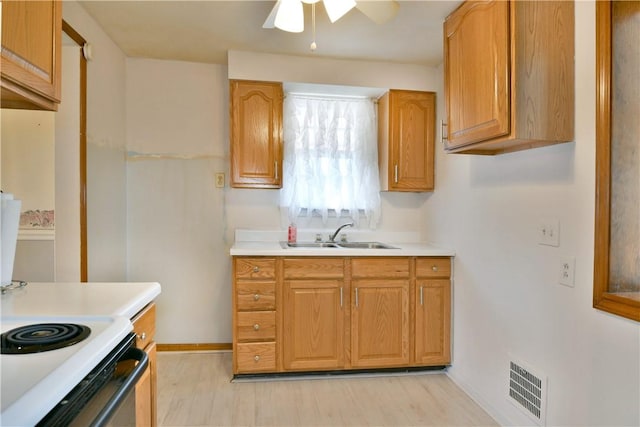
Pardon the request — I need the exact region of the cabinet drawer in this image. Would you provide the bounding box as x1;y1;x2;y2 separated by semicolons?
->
283;258;344;279
236;281;276;311
237;311;276;341
236;342;276;373
351;258;409;278
132;303;156;349
235;258;276;279
416;258;451;278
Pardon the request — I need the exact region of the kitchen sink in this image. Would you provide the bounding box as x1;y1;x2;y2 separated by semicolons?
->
280;241;398;249
283;242;341;248
336;242;398;249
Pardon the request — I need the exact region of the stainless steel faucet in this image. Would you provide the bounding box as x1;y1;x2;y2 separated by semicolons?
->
329;222;354;242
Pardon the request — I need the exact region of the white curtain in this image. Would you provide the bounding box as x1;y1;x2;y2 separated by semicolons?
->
280;94;381;227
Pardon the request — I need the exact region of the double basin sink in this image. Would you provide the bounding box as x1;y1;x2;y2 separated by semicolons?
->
280;241;398;250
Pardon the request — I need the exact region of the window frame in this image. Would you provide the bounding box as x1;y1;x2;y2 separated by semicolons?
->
593;0;640;322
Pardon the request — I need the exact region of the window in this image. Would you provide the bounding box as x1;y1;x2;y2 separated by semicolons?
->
280;94;381;227
593;0;640;322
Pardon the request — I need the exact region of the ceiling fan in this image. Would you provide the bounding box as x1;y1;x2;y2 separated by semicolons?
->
263;0;400;33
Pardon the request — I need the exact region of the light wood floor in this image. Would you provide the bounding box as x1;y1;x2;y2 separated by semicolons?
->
157;351;498;427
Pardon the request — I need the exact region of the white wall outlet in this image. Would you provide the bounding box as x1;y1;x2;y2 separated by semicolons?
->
538;219;560;247
215;172;225;188
558;256;575;287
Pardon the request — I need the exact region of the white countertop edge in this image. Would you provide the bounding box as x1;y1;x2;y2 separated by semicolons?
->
101;282;161;318
230;242;455;257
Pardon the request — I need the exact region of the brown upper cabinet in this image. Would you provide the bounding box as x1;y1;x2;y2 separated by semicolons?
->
230;80;283;189
443;0;574;155
378;90;435;191
1;0;62;111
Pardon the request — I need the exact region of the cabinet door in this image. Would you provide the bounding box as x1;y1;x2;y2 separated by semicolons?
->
135;340;156;427
283;279;345;370
444;0;510;149
389;90;435;191
132;304;156;426
1;0;62;110
351;279;410;367
230;80;283;188
415;279;451;365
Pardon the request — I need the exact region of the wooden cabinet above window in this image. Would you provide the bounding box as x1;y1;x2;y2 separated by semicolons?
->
230;80;283;189
443;0;574;155
1;0;62;111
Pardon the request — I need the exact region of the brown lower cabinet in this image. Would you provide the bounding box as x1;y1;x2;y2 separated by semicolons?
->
232;256;452;375
131;303;157;426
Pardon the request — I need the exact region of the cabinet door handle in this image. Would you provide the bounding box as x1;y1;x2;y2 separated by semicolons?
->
441;120;448;144
420;286;424;306
275;161;278;181
138;332;146;341
394;164;399;183
355;288;359;308
340;287;343;308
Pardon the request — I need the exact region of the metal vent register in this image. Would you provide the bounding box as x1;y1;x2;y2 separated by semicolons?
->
508;360;547;425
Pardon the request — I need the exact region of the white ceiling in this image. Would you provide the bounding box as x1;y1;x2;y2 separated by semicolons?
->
78;1;462;67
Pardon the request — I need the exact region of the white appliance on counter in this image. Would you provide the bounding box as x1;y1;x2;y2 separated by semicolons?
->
1;192;22;286
0;314;138;426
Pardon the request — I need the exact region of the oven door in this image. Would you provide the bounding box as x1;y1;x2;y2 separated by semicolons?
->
37;332;148;427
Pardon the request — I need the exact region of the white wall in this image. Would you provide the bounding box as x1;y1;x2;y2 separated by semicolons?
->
0;110;55;212
54;46;81;281
63;1;128;281
125;58;230;343
126;53;439;344
425;2;639;426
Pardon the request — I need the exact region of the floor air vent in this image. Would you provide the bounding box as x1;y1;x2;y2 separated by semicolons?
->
508;359;547;425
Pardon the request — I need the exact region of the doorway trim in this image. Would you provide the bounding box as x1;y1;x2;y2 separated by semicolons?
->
61;21;88;282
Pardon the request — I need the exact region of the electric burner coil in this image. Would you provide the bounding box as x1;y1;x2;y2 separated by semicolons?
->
1;323;91;354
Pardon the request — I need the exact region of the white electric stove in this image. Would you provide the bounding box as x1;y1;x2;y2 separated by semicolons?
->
0;315;132;426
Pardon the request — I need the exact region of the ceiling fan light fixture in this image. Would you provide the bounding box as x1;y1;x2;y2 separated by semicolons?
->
323;0;356;23
275;0;304;33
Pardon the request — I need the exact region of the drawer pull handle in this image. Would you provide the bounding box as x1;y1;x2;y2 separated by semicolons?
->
254;294;260;301
420;286;424;306
253;266;259;273
253;324;260;331
432;265;438;272
138;332;146;341
254;355;260;362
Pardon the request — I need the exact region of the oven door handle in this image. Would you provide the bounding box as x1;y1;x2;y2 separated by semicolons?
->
90;347;149;427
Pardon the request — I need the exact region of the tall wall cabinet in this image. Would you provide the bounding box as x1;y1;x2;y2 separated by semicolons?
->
443;0;574;154
1;0;62;111
378;90;435;191
229;80;283;189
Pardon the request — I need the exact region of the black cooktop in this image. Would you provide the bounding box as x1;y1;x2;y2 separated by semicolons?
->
1;323;91;354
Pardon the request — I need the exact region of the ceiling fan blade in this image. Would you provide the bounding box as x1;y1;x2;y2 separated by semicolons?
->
355;0;399;24
323;0;357;23
263;1;280;29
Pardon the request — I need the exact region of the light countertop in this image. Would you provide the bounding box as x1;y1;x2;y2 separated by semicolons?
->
1;281;161;318
230;229;455;257
231;241;455;257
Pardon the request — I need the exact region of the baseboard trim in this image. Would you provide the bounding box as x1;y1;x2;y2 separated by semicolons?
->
157;343;232;352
